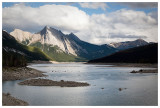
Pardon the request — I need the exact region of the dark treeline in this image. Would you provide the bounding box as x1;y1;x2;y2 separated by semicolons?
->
3;49;27;67
89;43;158;63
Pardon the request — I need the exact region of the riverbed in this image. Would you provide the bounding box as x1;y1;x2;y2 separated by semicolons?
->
2;63;158;106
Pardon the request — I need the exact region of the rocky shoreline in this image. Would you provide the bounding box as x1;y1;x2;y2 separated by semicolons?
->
113;63;158;68
2;67;47;81
18;78;90;87
130;69;158;73
3;93;28;106
2;67;47;106
87;63;158;68
2;66;90;105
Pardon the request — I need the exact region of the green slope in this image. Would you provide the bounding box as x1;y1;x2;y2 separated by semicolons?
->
2;31;52;67
30;42;86;62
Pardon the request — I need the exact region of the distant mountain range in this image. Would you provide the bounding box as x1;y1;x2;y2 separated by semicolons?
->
3;26;156;64
10;26;116;61
88;43;158;63
109;39;150;50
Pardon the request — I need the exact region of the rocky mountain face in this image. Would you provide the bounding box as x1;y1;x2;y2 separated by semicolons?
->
10;26;116;60
2;30;51;67
109;39;149;50
6;26;156;62
10;29;33;42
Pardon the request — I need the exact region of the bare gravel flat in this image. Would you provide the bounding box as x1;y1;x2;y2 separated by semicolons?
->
3;67;47;81
18;78;90;87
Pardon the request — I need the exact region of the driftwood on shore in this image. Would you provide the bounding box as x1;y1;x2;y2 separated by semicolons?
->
18;78;90;87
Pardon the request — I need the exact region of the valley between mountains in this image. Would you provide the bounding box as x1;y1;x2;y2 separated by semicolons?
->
3;26;156;67
2;26;158;106
2;2;158;106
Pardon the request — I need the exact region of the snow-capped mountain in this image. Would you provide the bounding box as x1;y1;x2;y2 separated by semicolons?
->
109;39;149;50
10;26;116;60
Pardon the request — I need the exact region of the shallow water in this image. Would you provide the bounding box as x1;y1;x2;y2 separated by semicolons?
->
2;63;158;106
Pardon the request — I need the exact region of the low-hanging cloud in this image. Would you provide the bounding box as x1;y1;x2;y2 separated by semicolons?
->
3;3;158;44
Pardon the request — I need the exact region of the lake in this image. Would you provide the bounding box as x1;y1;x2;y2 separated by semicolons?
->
2;63;158;106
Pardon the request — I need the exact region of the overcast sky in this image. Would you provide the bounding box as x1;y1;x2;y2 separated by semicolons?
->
2;2;158;44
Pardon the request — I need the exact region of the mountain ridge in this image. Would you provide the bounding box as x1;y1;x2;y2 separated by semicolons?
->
88;43;158;63
2;30;52;67
10;26;117;60
108;39;149;50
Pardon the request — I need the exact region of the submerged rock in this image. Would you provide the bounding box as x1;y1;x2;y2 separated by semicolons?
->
118;88;127;91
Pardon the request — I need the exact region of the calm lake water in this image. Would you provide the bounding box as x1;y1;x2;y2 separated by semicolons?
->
3;63;158;106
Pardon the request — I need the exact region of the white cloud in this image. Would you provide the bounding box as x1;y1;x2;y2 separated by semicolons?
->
76;9;158;44
79;2;108;10
3;3;90;33
3;4;158;44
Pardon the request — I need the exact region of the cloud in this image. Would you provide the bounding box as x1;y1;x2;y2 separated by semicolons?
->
119;2;158;9
79;2;108;10
76;9;157;44
148;11;158;21
109;34;147;39
3;3;90;33
94;34;146;39
3;3;158;44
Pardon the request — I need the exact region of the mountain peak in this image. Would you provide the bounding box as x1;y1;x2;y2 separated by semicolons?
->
40;26;51;35
10;29;32;42
69;32;74;35
108;39;149;50
67;32;80;41
43;25;51;31
44;25;50;29
136;38;145;41
137;38;143;40
12;28;23;32
135;39;148;43
134;38;148;43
